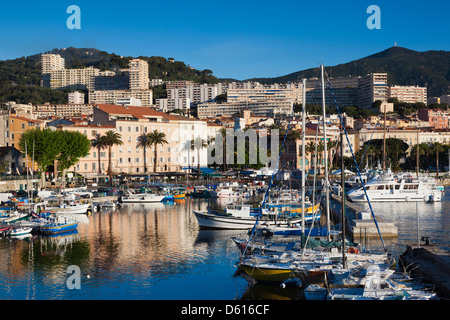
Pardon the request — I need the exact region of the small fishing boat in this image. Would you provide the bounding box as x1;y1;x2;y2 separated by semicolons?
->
9;227;33;236
40;216;79;235
162;187;186;201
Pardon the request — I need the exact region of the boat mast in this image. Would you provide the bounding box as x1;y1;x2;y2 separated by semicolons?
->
301;78;306;233
340;130;347;268
383;105;387;173
416;129;420;178
321;64;330;240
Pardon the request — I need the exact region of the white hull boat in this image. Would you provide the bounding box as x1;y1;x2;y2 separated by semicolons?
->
347;173;444;203
45;203;91;214
9;227;33;236
121;193;165;203
193;205;297;230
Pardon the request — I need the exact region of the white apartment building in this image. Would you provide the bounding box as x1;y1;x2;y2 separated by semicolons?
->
41;54;65;74
129;59;149;90
388;85;427;104
357;73;388;108
227;86;303;104
46;67;100;90
88;89;153;107
167;83;222;105
197;100;293;119
150;79;164;87
156;98;191;112
68;91;85;104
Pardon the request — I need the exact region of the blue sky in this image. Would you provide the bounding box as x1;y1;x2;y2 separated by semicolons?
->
0;0;448;80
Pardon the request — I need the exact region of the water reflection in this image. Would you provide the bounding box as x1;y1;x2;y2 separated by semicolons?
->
0;188;447;299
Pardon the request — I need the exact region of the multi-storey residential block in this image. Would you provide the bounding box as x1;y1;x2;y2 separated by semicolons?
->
167;83;222;105
356;73;388;108
150;79;164;87
33;103;95;117
165;80;195;89
227;86;302;104
388;85;427;104
88;74;129;91
68;91;85;104
88;90;153;107
418;109;449;129
197;100;293;119
46;66;101;90
156;98;191;112
41;54;65;74
129;59;149;90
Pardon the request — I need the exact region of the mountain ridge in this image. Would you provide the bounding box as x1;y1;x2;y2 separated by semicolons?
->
244;46;450;97
0;46;449;105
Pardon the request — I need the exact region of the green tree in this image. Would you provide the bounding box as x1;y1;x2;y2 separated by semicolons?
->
19;128;61;184
148;130;168;173
19;129;90;184
56;130;91;176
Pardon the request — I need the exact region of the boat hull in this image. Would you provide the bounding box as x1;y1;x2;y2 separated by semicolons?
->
193;210;258;230
121;195;165;203
46;204;90;214
41;221;79;235
10;227;33;236
240;264;296;283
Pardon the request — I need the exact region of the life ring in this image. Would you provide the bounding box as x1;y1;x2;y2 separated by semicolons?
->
347;247;359;254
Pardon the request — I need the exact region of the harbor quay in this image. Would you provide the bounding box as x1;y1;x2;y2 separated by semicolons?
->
327;193;399;241
400;246;450;299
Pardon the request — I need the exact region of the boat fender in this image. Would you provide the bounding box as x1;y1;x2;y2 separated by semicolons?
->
347;247;359;254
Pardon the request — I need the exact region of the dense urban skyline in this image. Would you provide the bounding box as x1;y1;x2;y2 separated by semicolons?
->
0;1;449;80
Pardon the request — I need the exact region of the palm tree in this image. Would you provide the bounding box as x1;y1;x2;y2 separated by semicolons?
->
306;141;315;171
137;133;152;173
219;127;227;171
102;130;123;183
91;134;106;175
317;140;325;172
431;142;446;176
148;130;168;173
191;137;208;173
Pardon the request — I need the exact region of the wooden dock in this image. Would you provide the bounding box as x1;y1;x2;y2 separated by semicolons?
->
327;194;398;241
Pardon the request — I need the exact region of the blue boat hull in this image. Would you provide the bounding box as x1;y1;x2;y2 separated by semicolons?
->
40;222;79;235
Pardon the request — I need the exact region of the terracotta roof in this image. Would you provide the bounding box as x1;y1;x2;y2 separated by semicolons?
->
95;104;195;122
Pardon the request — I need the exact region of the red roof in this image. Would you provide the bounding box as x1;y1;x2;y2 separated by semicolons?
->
95;104;196;122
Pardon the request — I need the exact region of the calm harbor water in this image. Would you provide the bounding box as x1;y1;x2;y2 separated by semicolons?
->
0;187;448;300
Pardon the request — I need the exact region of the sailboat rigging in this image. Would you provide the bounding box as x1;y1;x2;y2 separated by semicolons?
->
325;73;387;252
